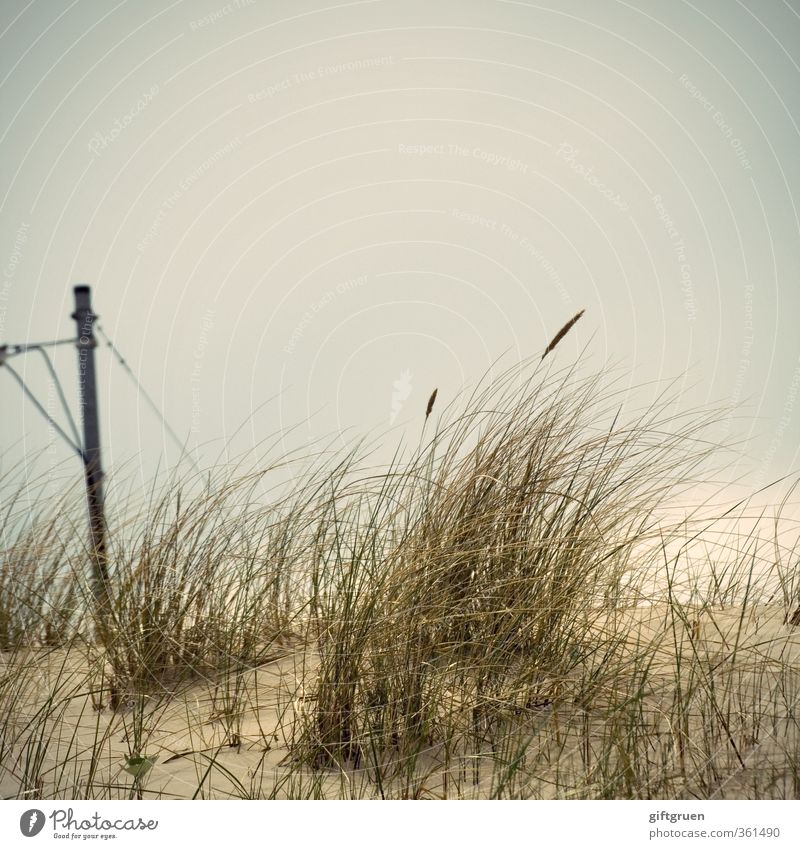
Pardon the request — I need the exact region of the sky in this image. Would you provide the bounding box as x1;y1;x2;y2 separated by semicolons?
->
1;0;799;517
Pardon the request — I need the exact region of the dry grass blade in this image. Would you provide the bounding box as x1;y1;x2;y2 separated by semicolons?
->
541;309;585;360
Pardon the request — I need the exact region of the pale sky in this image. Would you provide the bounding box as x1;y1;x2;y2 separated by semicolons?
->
1;0;799;514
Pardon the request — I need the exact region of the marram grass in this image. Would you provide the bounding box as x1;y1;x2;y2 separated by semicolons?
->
1;357;799;799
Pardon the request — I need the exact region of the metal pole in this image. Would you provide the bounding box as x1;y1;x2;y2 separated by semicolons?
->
71;286;109;604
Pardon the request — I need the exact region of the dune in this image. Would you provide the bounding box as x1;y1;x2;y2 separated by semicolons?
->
2;601;799;800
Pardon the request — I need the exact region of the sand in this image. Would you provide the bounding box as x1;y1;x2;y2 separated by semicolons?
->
2;603;800;800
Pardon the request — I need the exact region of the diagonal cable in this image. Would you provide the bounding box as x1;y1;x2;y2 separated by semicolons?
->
95;324;201;474
29;345;82;448
2;338;78;355
2;361;83;457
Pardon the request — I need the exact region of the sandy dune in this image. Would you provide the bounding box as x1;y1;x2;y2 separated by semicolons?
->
2;602;799;800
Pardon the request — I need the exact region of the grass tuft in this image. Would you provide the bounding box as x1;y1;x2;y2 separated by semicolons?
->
1;356;799;798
